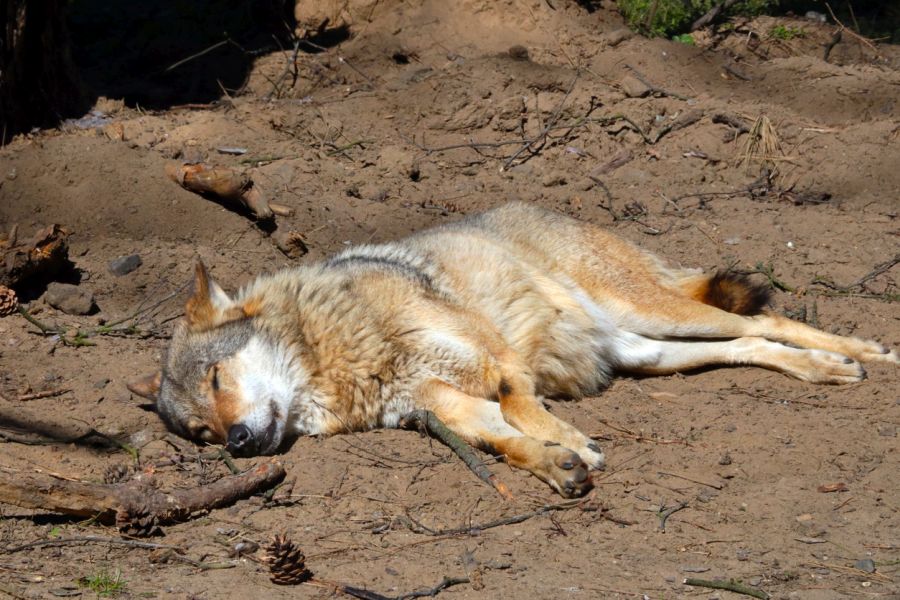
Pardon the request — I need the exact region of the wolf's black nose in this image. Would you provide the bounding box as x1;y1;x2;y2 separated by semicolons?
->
226;424;258;456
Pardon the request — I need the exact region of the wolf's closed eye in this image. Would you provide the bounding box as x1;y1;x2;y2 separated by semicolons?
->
209;364;220;391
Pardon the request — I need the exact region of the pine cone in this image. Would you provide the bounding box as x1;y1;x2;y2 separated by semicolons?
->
103;463;132;484
0;286;17;317
264;534;310;585
115;506;162;537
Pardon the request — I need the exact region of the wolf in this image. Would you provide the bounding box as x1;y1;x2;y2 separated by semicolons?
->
130;202;897;497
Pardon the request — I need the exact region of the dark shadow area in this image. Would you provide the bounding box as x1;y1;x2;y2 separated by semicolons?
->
13;265;84;304
2;513;87;526
298;24;353;52
67;0;296;109
778;0;900;42
0;410;127;453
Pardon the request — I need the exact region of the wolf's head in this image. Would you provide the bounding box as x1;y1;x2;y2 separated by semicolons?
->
130;263;299;456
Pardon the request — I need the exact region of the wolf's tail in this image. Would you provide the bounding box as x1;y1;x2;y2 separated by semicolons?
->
681;271;771;316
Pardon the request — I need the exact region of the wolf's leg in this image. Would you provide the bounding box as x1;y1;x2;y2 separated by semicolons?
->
611;332;866;384
609;295;897;366
492;361;605;469
418;380;593;497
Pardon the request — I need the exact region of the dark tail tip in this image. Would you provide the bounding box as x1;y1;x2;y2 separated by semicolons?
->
701;271;771;315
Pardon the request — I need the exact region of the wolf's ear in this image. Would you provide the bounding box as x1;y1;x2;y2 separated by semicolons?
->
185;262;239;330
127;371;161;401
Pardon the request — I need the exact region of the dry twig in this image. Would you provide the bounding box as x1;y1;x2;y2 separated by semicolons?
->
502;72;580;171
657;500;689;532
623;64;690;101
684;577;769;599
402;409;512;500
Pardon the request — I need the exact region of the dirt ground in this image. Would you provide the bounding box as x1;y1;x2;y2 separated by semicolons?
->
1;2;899;598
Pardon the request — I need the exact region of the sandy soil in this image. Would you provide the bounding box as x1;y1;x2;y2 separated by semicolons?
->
1;2;898;599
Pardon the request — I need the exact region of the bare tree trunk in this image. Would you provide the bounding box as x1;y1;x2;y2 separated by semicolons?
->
0;0;86;142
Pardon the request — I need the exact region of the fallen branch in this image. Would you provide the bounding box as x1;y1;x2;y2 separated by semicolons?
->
17;280;186;346
658;501;689;532
824;2;882;59
811;253;899;293
712;113;751;141
651;109;703;144
166;162;275;220
823;29;842;62
396;498;629;536
502;72;580;171
17;388;71;401
401;409;513;500
684;577;769;599
623;64;690;101
341;576;470;600
0;460;285;536
691;0;740;31
2;535;183;555
591;419;690;446
658;471;723;490
590;150;633;177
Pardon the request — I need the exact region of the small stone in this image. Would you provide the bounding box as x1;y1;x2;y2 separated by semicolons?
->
108;254;142;276
232;540;259;557
718;452;733;465
854;558;876;573
878;424;896;437
94;378;110;390
748;577;761;586
603;28;633;47
736;548;751;561
621;75;651;98
45;283;95;315
508;45;529;60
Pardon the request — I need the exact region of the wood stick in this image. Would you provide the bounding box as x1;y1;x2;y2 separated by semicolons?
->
658;501;689;532
658;471;723;490
684;577;769;599
1;535;183;555
691;0;740;31
623;64;689;101
0;460;285;535
402;498;595;536
166;163;274;220
402;409;513;500
340;576;470;600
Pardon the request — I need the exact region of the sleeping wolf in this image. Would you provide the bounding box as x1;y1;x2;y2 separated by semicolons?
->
130;202;898;497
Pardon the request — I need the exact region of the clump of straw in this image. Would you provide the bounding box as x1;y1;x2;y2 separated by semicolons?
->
739;115;783;173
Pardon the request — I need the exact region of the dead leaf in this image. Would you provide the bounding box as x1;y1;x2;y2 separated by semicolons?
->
817;482;848;493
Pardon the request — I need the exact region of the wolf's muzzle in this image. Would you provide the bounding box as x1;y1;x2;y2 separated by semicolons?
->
226;423;258;456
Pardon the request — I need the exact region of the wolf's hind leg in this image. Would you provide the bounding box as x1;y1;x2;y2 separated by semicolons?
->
612;332;866;384
609;290;897;366
418;380;593;498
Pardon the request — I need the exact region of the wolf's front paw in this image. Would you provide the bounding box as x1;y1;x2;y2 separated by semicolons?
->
541;446;594;498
